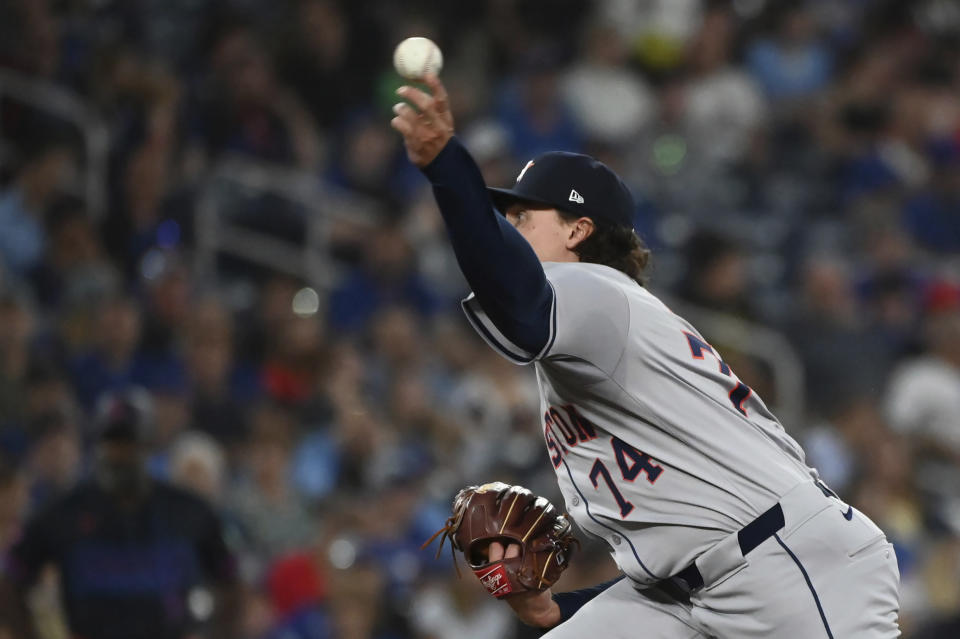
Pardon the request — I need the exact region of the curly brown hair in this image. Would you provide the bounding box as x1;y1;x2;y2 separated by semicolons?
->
557;210;651;285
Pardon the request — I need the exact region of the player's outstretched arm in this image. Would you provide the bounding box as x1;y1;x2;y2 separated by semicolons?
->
391;75;553;356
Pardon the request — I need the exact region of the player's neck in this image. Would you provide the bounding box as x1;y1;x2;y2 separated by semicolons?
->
539;250;580;264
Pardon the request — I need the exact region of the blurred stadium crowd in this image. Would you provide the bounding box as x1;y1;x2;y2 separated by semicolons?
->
1;0;960;637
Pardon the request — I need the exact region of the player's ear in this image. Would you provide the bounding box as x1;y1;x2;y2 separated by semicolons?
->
565;217;595;250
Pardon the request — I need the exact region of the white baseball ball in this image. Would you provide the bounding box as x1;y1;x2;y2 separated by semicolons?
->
393;37;443;80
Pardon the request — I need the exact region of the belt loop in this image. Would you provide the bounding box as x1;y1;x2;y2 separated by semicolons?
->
737;503;784;556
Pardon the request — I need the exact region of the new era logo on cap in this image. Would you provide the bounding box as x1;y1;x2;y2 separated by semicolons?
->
568;189;584;204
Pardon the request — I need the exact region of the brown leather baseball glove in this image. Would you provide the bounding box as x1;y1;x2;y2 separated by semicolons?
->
423;482;578;598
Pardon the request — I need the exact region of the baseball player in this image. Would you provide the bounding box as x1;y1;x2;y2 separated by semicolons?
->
391;75;901;637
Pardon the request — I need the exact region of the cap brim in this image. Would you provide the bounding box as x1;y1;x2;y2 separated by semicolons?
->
486;187;558;215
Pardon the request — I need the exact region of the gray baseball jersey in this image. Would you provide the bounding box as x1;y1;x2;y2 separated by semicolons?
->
462;261;818;584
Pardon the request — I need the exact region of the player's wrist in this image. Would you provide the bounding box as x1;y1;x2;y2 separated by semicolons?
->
418;134;458;175
506;589;562;628
530;598;563;628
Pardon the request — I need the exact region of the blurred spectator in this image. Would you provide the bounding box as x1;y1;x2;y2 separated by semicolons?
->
169;430;228;504
263;552;332;639
849;430;926;606
328;226;440;333
22;411;82;511
94;50;186;269
434;319;518;472
821;65;903;200
230;404;316;559
886;283;960;478
0;138;75;277
169;429;265;588
111;0;219;71
0;455;30;639
190;23;321;169
0;0;59;78
470;347;542;473
914;612;960;639
403;185;468;302
411;574;515;639
909;537;960;637
351;454;449;601
186;297;255;445
365;306;451;410
277;0;384;130
678;230;757;320
2;363;80;466
1;392;240;639
785;257;893;414
293;405;388;498
240;274;303;364
0;456;28;554
0;294;38;443
804;397;890;496
682;4;768;166
139;253;192;356
326;114;417;204
121;140;177;267
454;120;513;190
852;220;925;358
597;0;703;72
261;314;326;406
387;373;460;465
33;197;120;310
746;5;834;102
495;47;584;160
239;586;278;639
561;24;656;145
148;382;192;470
326;562;407;639
902;141;960;253
68;294;148;410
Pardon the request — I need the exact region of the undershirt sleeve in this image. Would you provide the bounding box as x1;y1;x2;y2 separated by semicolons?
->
421;137;554;359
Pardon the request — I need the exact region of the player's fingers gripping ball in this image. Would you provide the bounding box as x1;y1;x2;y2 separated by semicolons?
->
423;482;579;598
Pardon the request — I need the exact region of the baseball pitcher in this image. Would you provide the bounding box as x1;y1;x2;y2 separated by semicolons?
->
391;74;900;638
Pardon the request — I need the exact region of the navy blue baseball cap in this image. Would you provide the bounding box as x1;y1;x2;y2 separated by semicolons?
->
488;152;636;230
95;388;153;443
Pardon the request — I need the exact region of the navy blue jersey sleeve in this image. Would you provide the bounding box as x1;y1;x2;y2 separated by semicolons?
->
421;137;553;357
552;576;625;624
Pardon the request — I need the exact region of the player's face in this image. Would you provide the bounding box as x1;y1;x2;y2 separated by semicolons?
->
94;440;149;499
504;203;584;263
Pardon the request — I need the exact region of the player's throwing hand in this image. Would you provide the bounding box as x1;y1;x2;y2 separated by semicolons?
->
390;73;454;168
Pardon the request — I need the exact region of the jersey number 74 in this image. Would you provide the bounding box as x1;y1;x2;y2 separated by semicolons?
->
589;436;663;518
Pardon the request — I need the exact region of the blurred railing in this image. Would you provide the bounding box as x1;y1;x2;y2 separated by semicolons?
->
194;157;380;292
0;69;109;218
670;300;806;431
